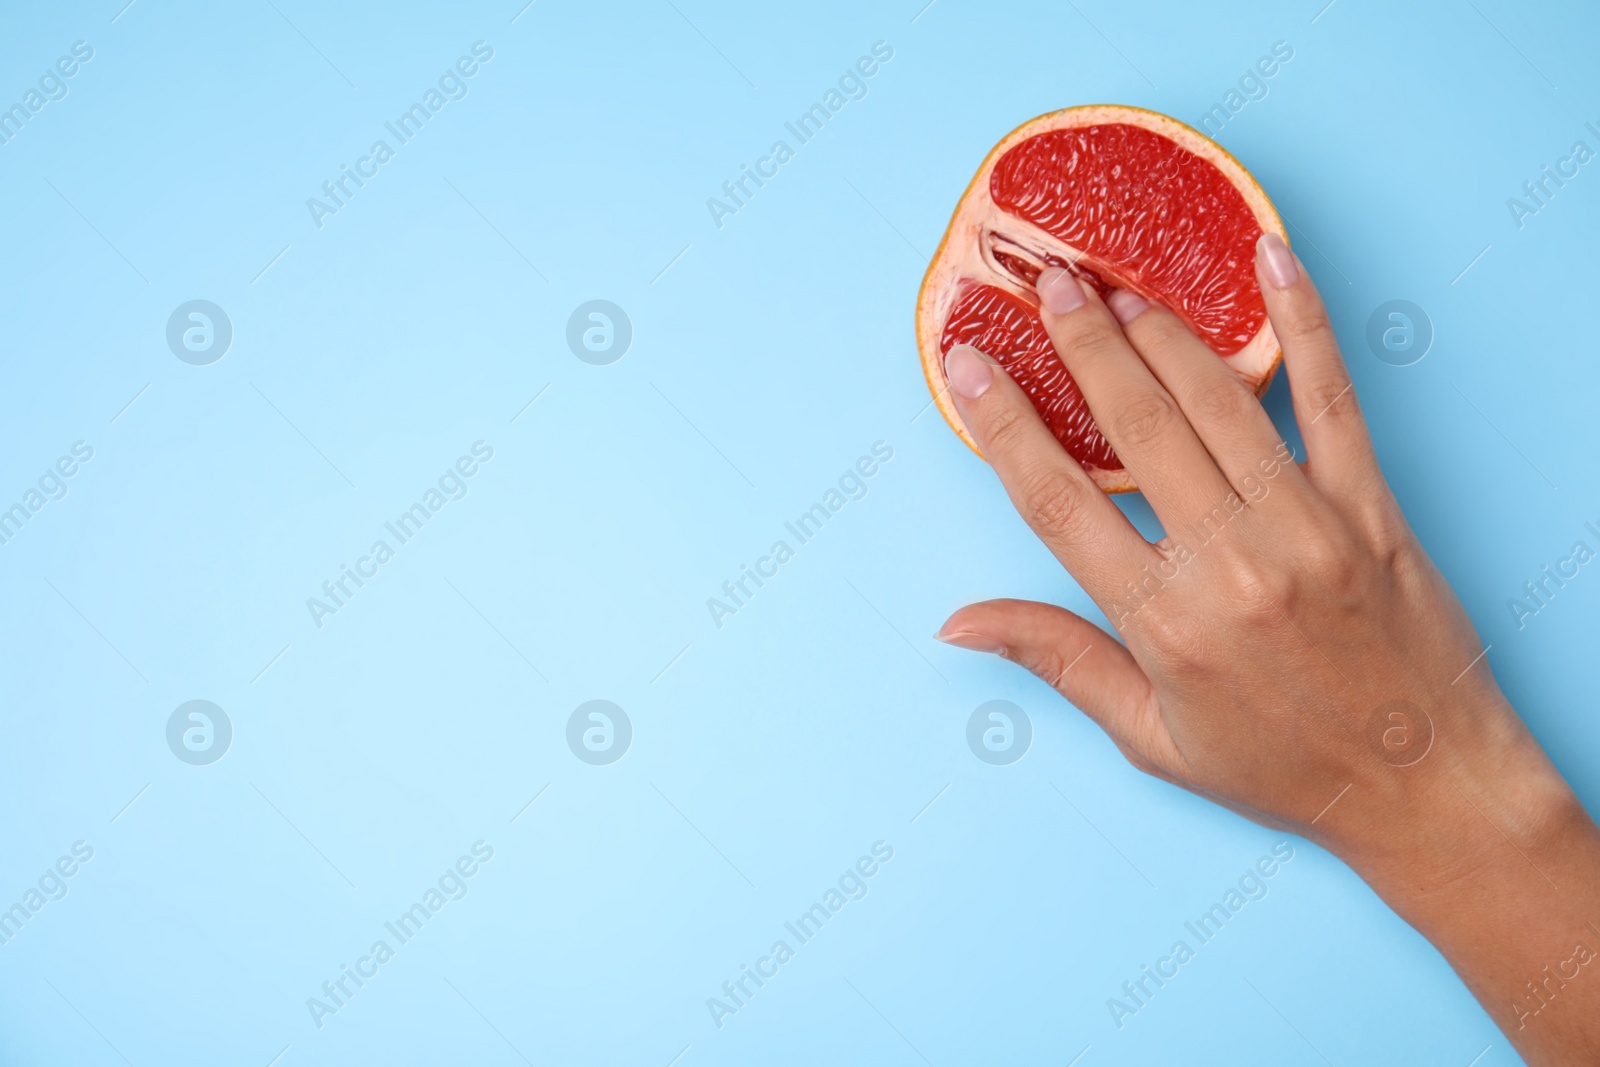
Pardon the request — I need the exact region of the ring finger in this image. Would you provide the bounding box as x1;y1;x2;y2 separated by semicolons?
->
1103;289;1309;506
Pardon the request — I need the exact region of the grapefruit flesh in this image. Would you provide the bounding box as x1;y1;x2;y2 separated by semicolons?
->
916;105;1286;493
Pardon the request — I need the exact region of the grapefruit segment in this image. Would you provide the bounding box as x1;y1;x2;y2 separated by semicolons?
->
916;105;1286;493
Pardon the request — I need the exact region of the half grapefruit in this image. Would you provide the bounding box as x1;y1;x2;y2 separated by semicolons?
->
916;105;1286;493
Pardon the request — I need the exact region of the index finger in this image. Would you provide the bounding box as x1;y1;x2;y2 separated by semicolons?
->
942;343;1159;600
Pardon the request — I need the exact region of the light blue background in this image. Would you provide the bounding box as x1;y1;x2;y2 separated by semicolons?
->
2;1;1596;1064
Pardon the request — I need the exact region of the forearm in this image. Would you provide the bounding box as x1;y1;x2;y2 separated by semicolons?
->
1326;716;1600;1065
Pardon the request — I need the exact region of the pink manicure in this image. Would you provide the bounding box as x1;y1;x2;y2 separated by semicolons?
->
944;344;994;400
1107;290;1149;325
934;628;1007;654
1037;268;1087;314
1257;233;1298;290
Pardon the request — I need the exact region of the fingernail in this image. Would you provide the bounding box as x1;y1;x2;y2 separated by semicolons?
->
934;629;1007;655
1257;233;1298;290
1037;267;1087;314
1106;289;1148;325
943;344;993;400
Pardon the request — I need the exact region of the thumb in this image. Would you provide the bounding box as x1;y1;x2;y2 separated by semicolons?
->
937;598;1159;752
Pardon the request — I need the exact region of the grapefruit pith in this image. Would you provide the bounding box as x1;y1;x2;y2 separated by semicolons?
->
916;105;1286;493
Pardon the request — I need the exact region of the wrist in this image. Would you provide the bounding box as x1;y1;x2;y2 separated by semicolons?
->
1320;696;1581;910
1320;710;1600;1059
1356;765;1583;920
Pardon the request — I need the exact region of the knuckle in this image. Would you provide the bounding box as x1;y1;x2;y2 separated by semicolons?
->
981;401;1034;456
1024;644;1077;692
1015;466;1092;541
1231;530;1357;610
1357;498;1410;557
1137;608;1208;665
1302;377;1358;422
1111;392;1179;449
1148;312;1215;362
1285;309;1340;353
1231;560;1290;613
1211;551;1300;621
1067;326;1131;369
1189;377;1253;426
1301;528;1362;596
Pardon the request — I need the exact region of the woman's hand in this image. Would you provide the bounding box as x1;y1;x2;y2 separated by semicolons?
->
935;234;1600;1065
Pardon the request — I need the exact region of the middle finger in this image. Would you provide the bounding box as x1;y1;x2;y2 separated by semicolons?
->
1104;289;1309;507
1036;268;1234;521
